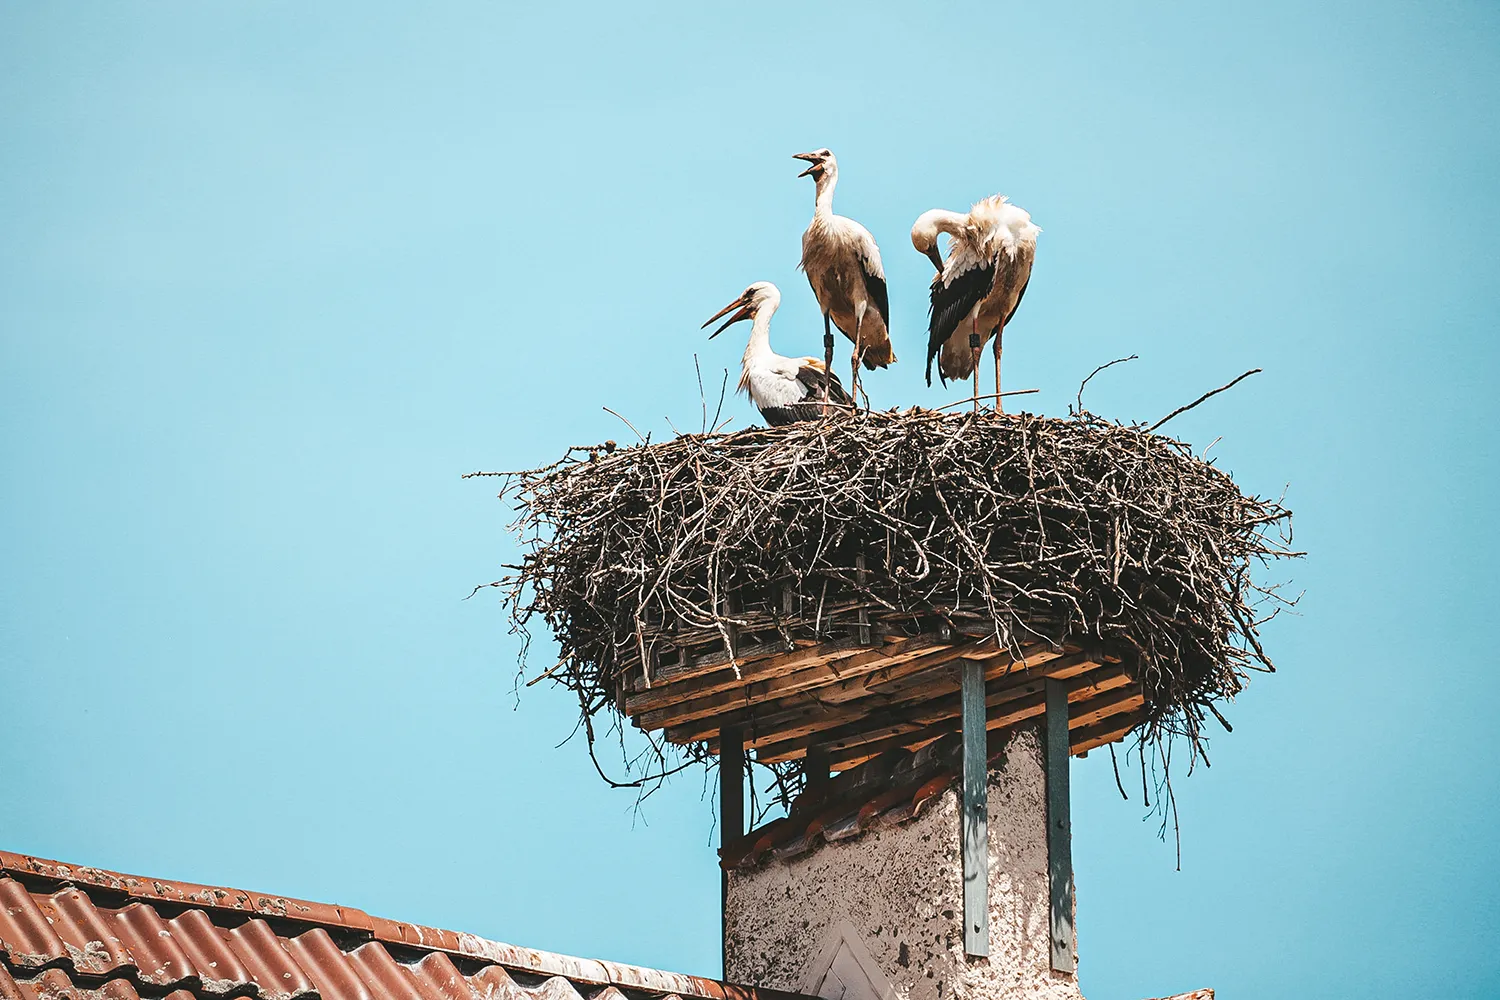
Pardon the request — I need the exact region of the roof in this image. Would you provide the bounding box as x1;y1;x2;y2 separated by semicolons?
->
0;850;810;1000
723;733;963;870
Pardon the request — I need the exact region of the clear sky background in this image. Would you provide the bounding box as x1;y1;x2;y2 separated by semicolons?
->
2;3;1497;997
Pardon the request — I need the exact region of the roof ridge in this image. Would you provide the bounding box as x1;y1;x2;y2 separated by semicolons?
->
0;850;797;1000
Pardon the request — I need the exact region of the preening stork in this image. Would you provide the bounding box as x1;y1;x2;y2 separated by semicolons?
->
794;148;894;410
703;281;852;426
911;195;1040;411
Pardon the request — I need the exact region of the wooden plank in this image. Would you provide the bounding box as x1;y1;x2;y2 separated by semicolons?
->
773;667;1137;768
673;645;1007;748
1069;709;1147;754
960;660;990;958
1069;687;1144;729
631;634;959;731
749;667;1033;763
752;659;1122;764
629;633;884;710
1045;679;1076;974
815;642;997;705
672;696;852;748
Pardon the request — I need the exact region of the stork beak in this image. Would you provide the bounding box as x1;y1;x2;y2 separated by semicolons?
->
702;295;753;339
924;246;945;272
793;151;822;178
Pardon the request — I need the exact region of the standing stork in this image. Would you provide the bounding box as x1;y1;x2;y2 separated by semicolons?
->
911;195;1040;411
703;282;852;426
793;148;894;410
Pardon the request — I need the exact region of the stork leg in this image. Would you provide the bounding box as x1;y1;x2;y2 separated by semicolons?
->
858;308;870;410
822;312;835;414
970;316;981;414
993;319;1005;414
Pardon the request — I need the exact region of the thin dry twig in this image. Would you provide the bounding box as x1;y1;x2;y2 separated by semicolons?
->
1148;369;1262;433
932;388;1040;413
1076;355;1138;414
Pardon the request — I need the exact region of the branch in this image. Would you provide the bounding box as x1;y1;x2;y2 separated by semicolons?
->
1147;369;1262;433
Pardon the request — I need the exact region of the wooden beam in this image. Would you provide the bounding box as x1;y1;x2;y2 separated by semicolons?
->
1069;687;1145;729
960;660;989;958
1045;680;1076;973
1069;709;1147;754
780;673;1140;769
672;644;1015;748
752;661;1125;765
631;634;960;730
631;633;886;709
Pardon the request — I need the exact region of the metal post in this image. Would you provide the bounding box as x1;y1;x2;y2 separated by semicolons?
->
720;725;744;980
806;746;830;800
959;660;989;958
1044;679;1076;973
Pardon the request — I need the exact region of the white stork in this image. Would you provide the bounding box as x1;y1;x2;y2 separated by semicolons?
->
911;195;1040;411
793;148;894;410
703;282;852;426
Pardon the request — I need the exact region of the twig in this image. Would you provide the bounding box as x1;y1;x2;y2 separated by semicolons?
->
602;405;646;443
1076;355;1138;414
526;659;569;687
1148;369;1262;433
932;388;1039;413
695;354;707;434
711;369;729;434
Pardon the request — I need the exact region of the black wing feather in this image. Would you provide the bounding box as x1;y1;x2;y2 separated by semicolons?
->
1004;274;1030;328
862;267;890;334
926;264;995;386
760;364;853;425
796;364;853;406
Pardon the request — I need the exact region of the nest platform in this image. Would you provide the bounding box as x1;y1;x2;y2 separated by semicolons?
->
483;408;1293;788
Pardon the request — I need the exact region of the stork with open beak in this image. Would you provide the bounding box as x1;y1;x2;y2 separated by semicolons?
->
794;148;894;411
911;195;1040;412
703;281;852;426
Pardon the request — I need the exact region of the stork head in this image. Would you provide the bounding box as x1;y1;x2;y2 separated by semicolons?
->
911;209;960;272
703;282;781;338
793;148;836;182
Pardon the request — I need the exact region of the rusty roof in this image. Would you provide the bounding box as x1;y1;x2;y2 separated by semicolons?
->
0;850;810;1000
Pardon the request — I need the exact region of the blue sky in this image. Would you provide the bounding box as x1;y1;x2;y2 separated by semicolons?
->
2;3;1497;997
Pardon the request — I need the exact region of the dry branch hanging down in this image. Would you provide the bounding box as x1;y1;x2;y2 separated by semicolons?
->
472;408;1296;803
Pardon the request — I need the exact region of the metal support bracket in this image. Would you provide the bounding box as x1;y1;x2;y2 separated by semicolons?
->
960;660;989;958
720;724;744;980
805;746;830;800
1044;679;1076;973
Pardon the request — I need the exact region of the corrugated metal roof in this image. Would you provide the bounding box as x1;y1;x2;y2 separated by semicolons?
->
0;852;807;1000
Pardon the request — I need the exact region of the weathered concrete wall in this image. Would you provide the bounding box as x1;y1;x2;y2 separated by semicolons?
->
725;727;1081;1000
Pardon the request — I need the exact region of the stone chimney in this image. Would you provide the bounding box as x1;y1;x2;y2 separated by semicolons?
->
723;725;1081;1000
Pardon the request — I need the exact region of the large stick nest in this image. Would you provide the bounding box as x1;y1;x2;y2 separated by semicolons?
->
478;408;1295;801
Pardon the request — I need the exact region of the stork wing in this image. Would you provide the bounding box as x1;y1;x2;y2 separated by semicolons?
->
857;236;890;334
1004;274;1030;328
796;358;853;406
758;360;851;426
926;262;994;386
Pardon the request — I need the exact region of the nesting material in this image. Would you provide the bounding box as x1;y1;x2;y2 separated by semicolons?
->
479;409;1294;789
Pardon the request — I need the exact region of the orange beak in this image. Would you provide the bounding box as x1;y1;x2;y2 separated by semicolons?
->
702;294;753;338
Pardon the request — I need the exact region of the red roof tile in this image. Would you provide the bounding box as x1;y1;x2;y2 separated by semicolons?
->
723;734;968;870
0;852;809;1000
